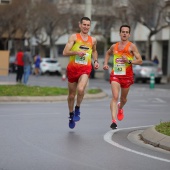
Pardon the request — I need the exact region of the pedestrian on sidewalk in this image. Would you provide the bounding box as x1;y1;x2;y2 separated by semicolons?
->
103;25;142;129
34;54;42;76
15;48;24;83
23;47;32;85
63;16;99;129
152;55;159;65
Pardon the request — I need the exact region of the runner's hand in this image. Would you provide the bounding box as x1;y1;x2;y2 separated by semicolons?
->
103;64;109;70
77;51;86;57
94;62;99;69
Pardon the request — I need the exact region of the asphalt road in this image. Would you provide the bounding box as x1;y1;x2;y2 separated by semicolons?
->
0;73;170;170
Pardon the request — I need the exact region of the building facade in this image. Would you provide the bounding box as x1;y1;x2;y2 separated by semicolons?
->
0;0;11;4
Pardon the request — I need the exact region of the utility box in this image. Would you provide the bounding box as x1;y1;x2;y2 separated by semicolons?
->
0;50;10;76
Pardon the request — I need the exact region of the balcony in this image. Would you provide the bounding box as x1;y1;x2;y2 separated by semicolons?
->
0;0;11;5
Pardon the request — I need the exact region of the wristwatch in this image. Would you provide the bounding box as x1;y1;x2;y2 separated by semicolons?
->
128;60;132;64
94;60;98;64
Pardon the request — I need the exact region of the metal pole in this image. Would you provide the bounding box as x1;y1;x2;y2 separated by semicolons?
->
84;0;92;19
165;0;170;82
84;0;92;85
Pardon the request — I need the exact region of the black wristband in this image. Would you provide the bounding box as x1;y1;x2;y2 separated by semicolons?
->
128;60;132;64
94;60;98;64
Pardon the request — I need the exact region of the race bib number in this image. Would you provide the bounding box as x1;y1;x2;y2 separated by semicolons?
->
75;53;89;65
114;64;126;75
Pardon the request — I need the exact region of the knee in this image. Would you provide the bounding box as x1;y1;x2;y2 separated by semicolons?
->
77;87;84;96
68;93;75;101
112;96;119;102
120;97;127;104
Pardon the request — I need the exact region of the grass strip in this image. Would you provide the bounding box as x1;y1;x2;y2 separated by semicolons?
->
0;84;101;96
155;121;170;136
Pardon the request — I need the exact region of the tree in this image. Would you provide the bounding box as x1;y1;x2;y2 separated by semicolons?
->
128;0;168;59
0;0;31;50
30;0;72;58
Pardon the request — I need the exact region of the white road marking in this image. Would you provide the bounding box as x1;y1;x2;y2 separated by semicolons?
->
155;98;166;103
104;126;170;163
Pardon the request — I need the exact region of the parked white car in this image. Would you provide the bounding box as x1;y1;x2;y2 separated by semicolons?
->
32;58;62;75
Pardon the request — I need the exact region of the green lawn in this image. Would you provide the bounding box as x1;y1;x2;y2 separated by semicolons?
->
155;121;170;136
0;84;102;96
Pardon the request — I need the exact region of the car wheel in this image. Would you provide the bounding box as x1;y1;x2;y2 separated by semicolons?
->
155;78;161;84
142;79;147;83
56;71;61;76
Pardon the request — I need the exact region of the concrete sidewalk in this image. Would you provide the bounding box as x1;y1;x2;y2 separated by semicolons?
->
141;126;170;151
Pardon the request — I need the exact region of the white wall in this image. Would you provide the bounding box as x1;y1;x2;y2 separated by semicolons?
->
133;23;149;41
152;41;162;67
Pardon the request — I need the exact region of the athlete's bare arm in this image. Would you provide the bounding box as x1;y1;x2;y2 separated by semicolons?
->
121;43;142;65
92;37;99;69
103;44;115;70
63;34;86;57
130;43;143;65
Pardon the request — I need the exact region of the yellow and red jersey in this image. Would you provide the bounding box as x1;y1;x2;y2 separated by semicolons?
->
67;33;93;77
111;41;134;78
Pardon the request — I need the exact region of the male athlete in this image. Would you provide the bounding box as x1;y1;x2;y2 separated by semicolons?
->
63;17;99;129
103;25;142;129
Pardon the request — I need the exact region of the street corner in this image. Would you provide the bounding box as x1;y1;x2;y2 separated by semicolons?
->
140;126;170;151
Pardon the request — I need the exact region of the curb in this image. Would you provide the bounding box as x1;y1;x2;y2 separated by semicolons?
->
140;126;170;151
0;92;108;102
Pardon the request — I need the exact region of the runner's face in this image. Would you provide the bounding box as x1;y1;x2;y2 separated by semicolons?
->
79;20;91;34
120;27;130;41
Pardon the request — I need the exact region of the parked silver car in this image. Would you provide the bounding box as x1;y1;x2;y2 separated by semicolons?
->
104;60;163;84
133;60;163;84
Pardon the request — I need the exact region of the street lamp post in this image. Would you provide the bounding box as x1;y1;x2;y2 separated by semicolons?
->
167;18;170;82
165;0;170;82
84;0;92;19
84;0;92;36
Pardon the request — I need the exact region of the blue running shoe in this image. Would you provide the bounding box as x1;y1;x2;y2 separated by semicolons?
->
73;108;80;122
69;115;75;129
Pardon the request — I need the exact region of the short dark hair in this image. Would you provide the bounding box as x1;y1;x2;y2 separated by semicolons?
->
120;25;131;33
80;17;91;23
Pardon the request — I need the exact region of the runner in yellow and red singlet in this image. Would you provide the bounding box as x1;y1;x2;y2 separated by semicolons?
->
63;17;99;129
103;25;143;129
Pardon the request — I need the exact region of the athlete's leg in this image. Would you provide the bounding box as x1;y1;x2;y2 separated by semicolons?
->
67;82;77;113
119;87;130;109
76;74;89;107
110;81;121;121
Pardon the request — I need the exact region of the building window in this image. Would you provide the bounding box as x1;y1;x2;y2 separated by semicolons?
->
0;0;11;4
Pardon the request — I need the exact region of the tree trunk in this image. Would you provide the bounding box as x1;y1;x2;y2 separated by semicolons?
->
146;34;152;60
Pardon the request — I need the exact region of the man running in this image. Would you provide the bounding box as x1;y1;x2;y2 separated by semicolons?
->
63;17;99;129
103;25;142;129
